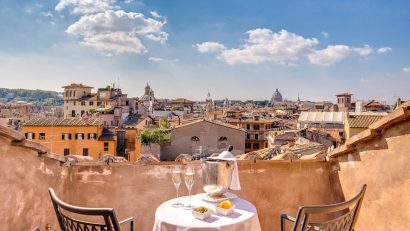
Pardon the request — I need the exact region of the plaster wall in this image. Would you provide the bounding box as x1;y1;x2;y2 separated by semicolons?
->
0;137;334;231
334;120;410;230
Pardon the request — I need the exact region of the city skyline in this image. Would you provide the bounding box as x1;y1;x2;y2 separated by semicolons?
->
1;0;410;103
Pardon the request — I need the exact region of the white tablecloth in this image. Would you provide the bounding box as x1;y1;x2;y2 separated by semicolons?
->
153;195;261;231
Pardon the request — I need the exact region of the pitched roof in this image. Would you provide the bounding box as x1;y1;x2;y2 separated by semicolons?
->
364;100;384;108
329;101;410;158
23;118;102;127
173;119;245;132
347;115;385;128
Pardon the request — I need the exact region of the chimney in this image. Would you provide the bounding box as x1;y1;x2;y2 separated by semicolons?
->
355;101;363;114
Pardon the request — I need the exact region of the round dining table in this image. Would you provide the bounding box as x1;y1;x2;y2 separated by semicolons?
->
153;194;261;231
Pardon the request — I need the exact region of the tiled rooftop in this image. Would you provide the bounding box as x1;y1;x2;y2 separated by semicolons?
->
347;115;385;128
23;118;102;127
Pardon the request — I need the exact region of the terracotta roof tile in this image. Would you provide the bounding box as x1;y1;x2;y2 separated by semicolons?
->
347;115;385;128
23;118;102;127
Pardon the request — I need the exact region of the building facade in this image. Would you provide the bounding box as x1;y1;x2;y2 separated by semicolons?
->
21;118;116;160
161;119;246;160
227;116;285;153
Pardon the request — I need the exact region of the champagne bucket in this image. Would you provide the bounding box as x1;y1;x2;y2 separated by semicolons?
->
201;160;234;194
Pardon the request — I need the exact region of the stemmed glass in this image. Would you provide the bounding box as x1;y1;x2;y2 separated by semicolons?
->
171;166;183;208
184;166;195;210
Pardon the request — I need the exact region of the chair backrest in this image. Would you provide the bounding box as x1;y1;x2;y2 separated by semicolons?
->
48;188;122;231
292;184;367;231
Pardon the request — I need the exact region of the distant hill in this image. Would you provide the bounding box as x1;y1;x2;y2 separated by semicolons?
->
0;88;63;106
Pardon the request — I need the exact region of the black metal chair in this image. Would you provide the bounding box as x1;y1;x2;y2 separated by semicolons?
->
281;184;367;231
49;188;134;231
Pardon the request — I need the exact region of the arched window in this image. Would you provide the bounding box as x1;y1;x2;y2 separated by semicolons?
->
218;136;228;150
218;136;227;141
191;136;200;142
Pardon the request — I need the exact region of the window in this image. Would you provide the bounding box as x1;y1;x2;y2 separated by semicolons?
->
245;143;251;149
253;143;260;149
83;148;89;156
265;143;268;148
255;134;259;140
88;133;97;140
191;136;200;142
218;136;228;149
81;110;85;116
25;132;35;140
71;110;76;117
75;133;84;140
254;125;260;130
62;133;72;140
246;133;250;139
81;101;86;106
73;91;76;97
39;133;46;140
73;101;76;106
246;124;250;130
97;101;101;106
104;142;109;152
89;101;94;106
64;148;69;156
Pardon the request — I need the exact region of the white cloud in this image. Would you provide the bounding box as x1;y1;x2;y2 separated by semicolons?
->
308;44;373;66
217;29;318;65
195;42;226;53
65;10;168;55
197;28;376;66
321;31;329;38
55;0;115;14
148;57;164;62
403;67;410;73
377;47;392;53
150;11;161;18
42;11;53;17
81;32;146;55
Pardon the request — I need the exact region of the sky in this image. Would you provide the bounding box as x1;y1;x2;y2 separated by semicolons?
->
0;0;409;103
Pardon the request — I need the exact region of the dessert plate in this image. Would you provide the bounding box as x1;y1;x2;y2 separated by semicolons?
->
198;192;238;203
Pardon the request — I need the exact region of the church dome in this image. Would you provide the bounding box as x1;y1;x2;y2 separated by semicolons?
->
271;89;283;102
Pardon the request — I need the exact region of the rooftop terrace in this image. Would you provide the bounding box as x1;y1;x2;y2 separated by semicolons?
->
1;101;410;230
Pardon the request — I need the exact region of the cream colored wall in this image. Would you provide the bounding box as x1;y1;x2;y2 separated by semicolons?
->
164;121;245;159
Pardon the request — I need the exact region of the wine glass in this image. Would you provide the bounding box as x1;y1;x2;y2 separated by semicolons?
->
171;166;183;208
184;166;195;210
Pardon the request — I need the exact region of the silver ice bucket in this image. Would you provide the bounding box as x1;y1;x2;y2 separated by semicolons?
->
201;159;234;194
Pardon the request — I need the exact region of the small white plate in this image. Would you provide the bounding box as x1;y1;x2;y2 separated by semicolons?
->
199;192;238;203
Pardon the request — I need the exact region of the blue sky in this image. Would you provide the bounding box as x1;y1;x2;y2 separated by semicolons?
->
0;0;409;103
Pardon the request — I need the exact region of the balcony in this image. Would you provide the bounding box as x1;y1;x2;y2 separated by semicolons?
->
1;101;410;230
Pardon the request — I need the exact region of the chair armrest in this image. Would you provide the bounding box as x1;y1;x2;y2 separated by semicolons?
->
281;214;296;231
119;217;135;231
281;214;296;223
